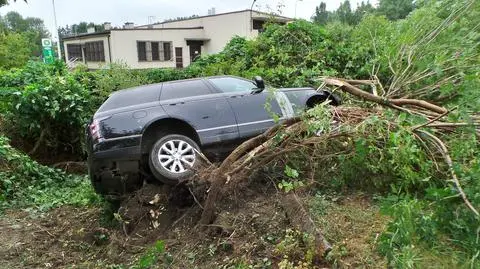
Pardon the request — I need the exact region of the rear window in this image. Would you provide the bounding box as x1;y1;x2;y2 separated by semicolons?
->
98;84;161;112
160;79;212;100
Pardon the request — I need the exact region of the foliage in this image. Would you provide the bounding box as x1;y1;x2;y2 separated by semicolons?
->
312;1;378;26
0;0;25;7
131;240;172;269
377;0;415;20
0;136;99;210
0;11;49;57
352;0;480;105
189;21;367;87
336;113;436;193
275;229;316;268
311;2;328;25
0;1;477;267
0;31;33;69
73;63;149;109
59;22;105;38
0;61;92;156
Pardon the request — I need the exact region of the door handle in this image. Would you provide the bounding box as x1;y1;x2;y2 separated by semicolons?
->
169;102;185;106
230;95;244;98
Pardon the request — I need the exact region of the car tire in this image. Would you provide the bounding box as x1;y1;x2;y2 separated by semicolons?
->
148;134;200;184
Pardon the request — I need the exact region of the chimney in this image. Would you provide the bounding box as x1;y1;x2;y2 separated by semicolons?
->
208;7;216;15
104;22;112;30
123;22;134;29
87;26;95;33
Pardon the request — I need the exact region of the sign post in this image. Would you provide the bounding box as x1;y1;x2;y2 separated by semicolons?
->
41;38;55;64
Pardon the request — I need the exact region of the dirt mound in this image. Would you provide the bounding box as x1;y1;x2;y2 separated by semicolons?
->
118;183;199;238
0;178;387;268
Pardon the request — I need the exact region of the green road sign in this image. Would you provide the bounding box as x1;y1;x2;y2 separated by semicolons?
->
42;47;55;64
41;38;55;64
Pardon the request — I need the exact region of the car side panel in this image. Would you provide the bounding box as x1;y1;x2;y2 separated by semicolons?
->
226;90;284;138
160;93;239;146
93;101;168;154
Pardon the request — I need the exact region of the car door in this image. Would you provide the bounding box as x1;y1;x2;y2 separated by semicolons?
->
206;76;284;138
160;79;239;146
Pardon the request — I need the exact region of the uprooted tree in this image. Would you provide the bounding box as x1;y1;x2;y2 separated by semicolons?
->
189;1;480;259
191;76;479;256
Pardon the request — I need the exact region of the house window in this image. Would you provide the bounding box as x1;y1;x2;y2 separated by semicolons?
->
137;41;173;62
252;19;266;31
66;44;82;61
84;41;105;62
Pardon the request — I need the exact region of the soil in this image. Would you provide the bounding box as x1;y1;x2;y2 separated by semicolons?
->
0;180;388;268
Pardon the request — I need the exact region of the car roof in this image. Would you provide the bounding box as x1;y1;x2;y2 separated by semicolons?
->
112;75;248;96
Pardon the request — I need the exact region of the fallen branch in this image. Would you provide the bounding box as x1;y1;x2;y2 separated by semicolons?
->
281;193;332;256
323;78;447;114
412;108;454;131
417;130;479;217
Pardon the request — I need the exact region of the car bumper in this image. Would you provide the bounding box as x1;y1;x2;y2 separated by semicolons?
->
87;136;143;197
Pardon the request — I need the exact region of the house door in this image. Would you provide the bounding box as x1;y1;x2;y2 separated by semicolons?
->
175;47;183;68
187;40;203;63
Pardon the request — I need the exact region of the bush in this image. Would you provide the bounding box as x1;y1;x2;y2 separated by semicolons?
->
0;32;34;69
1;61;91;157
73;63;149;110
0;136;99;210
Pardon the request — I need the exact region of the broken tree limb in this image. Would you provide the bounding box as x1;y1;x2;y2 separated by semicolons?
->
411;108;454;131
417;130;479;217
281;193;332;256
323;78;448;114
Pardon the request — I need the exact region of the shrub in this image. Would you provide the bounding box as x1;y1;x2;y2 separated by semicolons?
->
0;136;99;210
1;61;91;157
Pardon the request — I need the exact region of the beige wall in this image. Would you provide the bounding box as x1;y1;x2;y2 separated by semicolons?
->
63;11;290;69
109;29;204;69
63;35;111;69
150;10;270;54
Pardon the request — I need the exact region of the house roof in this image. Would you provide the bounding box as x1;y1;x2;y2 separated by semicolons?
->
62;30;111;40
61;27;204;41
61;9;293;41
136;9;293;28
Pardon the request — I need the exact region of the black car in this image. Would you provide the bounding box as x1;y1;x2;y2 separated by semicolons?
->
86;75;339;197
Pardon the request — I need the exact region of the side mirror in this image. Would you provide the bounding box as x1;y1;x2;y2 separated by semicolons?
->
253;76;265;90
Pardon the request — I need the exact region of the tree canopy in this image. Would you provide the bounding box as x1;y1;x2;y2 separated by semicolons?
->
312;0;414;25
0;11;48;68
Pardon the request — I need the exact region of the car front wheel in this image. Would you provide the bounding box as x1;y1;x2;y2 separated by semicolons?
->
149;134;200;184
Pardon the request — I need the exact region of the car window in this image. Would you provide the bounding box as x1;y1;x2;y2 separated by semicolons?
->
161;80;213;100
98;84;161;112
208;77;257;93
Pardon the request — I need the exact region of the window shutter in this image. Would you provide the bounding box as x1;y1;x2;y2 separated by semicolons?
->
137;41;147;61
146;42;153;61
151;42;160;61
163;42;172;61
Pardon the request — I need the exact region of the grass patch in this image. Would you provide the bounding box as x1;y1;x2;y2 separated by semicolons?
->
309;193;389;268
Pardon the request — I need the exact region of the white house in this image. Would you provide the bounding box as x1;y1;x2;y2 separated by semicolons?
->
62;9;292;69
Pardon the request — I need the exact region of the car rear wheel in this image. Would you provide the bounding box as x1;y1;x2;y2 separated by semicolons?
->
149;134;200;184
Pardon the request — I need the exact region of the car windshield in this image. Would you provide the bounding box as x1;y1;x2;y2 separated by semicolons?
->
208;77;257;93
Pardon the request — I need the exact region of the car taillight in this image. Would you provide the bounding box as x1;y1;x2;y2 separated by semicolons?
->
89;120;103;142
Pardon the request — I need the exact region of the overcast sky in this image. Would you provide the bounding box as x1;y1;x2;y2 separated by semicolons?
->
1;0;377;40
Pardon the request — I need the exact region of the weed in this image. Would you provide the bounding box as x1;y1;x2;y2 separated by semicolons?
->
131;240;172;269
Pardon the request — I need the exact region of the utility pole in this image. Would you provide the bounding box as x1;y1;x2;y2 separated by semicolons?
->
250;0;257;31
52;0;62;60
294;0;303;18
